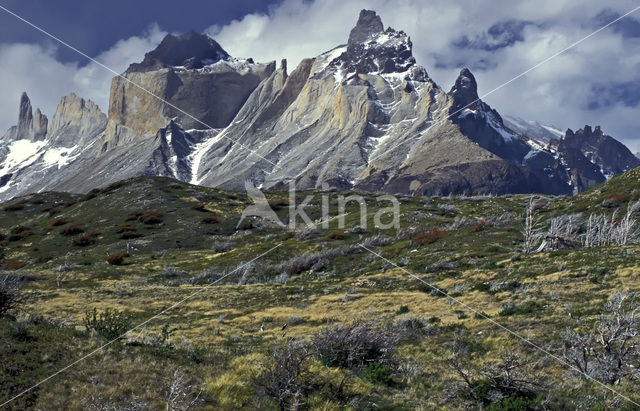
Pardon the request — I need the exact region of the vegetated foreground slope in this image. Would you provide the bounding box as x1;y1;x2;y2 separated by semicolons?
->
0;169;638;409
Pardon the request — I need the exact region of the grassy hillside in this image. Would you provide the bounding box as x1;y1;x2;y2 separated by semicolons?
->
0;172;639;409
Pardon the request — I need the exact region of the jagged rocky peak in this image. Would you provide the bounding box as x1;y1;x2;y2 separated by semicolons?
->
126;30;230;73
449;68;480;111
348;9;384;45
47;93;107;147
2;92;48;142
50;93;103;126
315;9;428;82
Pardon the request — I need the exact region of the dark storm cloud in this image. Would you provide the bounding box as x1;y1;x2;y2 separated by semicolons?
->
453;20;534;51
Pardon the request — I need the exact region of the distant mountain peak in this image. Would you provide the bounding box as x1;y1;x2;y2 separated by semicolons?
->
348;10;384;45
126;31;230;73
314;9;427;82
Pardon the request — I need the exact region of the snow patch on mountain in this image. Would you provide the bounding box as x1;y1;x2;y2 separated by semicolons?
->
0;139;45;176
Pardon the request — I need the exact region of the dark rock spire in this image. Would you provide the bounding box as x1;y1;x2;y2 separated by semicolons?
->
348;10;384;45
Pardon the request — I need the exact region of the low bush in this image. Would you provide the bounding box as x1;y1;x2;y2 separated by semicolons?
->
412;229;445;246
72;230;100;247
0;233;6;241
120;232;143;239
499;301;540;317
7;226;32;242
327;230;348;240
83;308;131;340
253;341;311;409
3;202;25;211
115;223;136;233
202;216;220;224
474;222;486;232
61;224;84;236
396;305;410;315
3;260;27;270
212;241;235;253
51;217;68;227
192;202;208;212
63;199;77;208
296;227;320;240
106;253;126;266
81;188;101;201
115;224;143;239
362;362;394;384
140;210;164;225
0;274;24;317
125;211;144;221
83;307;132;340
311;320;401;371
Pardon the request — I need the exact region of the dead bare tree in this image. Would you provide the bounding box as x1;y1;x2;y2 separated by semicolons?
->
448;334;543;406
163;368;202;411
56;255;75;288
522;197;543;254
562;291;640;385
618;199;640;246
0;273;24;318
254;340;311;410
537;213;582;252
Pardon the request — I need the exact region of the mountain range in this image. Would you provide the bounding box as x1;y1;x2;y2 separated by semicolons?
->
1;9;638;201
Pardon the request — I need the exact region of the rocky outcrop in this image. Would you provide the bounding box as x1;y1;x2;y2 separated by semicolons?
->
48;93;107;147
1;93;48;142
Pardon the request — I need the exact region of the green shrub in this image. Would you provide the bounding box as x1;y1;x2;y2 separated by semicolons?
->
83;308;132;340
396;305;410;315
499;301;540;317
362;362;394;384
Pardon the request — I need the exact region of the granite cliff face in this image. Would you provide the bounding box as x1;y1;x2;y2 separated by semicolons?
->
104;31;275;149
0;9;638;201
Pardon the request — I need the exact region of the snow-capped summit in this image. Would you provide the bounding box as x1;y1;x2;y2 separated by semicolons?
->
314;9;428;83
126;31;230;73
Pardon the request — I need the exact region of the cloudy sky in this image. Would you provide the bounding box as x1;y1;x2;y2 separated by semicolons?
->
0;0;639;152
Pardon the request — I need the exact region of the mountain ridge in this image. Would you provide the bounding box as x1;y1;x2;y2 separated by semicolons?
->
0;9;638;201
